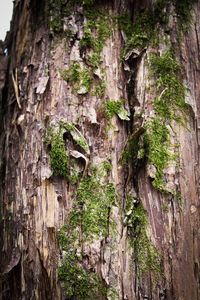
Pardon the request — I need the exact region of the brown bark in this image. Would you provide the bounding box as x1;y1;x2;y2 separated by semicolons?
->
0;0;200;299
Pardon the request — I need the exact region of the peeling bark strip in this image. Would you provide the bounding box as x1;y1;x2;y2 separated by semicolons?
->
0;0;200;299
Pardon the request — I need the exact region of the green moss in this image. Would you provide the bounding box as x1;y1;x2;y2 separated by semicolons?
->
45;121;89;179
142;50;188;191
175;0;197;29
58;163;115;298
60;62;80;82
102;160;112;173
121;51;187;193
80;25;94;49
70;169;116;240
60;62;92;94
121;132;145;166
80;13;111;70
46;128;69;178
144;119;171;191
62;121;89;153
105;100;123;119
118;0;195;56
58;229;102;300
125;199;161;277
119;12;155;55
118;6;165;57
53;2;112;97
92;80;106;97
105;99;130;121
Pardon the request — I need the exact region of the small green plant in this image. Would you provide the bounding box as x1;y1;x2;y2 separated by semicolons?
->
121;51;187;193
144;118;172;190
65;164;116;239
118;11;156;56
80;15;111;69
118;0;196;57
150;50;187;120
121;130;145;166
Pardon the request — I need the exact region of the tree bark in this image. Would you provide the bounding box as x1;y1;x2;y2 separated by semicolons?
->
0;0;200;299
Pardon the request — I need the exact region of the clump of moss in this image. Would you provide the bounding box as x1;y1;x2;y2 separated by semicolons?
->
121;130;145;166
118;0;196;56
48;0;97;32
144;119;172;190
46;128;69;178
143;50;188;191
118;11;156;55
58;228;102;300
121;51;187;192
80;13;111;69
92;80;106;97
150;50;187;120
58;163;115;298
70;168;116;240
45;121;89;179
105;99;130;121
60;62;92;94
105;100;123;119
174;0;197;30
125;198;161;277
62;121;89;153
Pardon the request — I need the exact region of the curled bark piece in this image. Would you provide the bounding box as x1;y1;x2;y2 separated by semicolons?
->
12;68;21;109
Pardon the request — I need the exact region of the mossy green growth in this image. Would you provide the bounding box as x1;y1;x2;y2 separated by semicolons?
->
144;119;172;190
60;62;92;94
125;198;161;277
46;127;69;178
92;80;106;97
62;121;89;153
61;163;115;240
48;0;96;32
150;50;187;120
80;14;111;69
105;99;130;121
58;228;103;300
143;50;188;191
58;163;115;298
118;12;155;56
174;0;197;30
105;100;123;119
70;169;116;240
121;131;145;166
118;0;196;56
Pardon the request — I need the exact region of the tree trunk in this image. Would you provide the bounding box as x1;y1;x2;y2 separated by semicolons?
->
0;0;200;299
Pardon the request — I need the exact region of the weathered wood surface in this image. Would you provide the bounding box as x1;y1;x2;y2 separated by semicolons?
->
0;0;199;299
